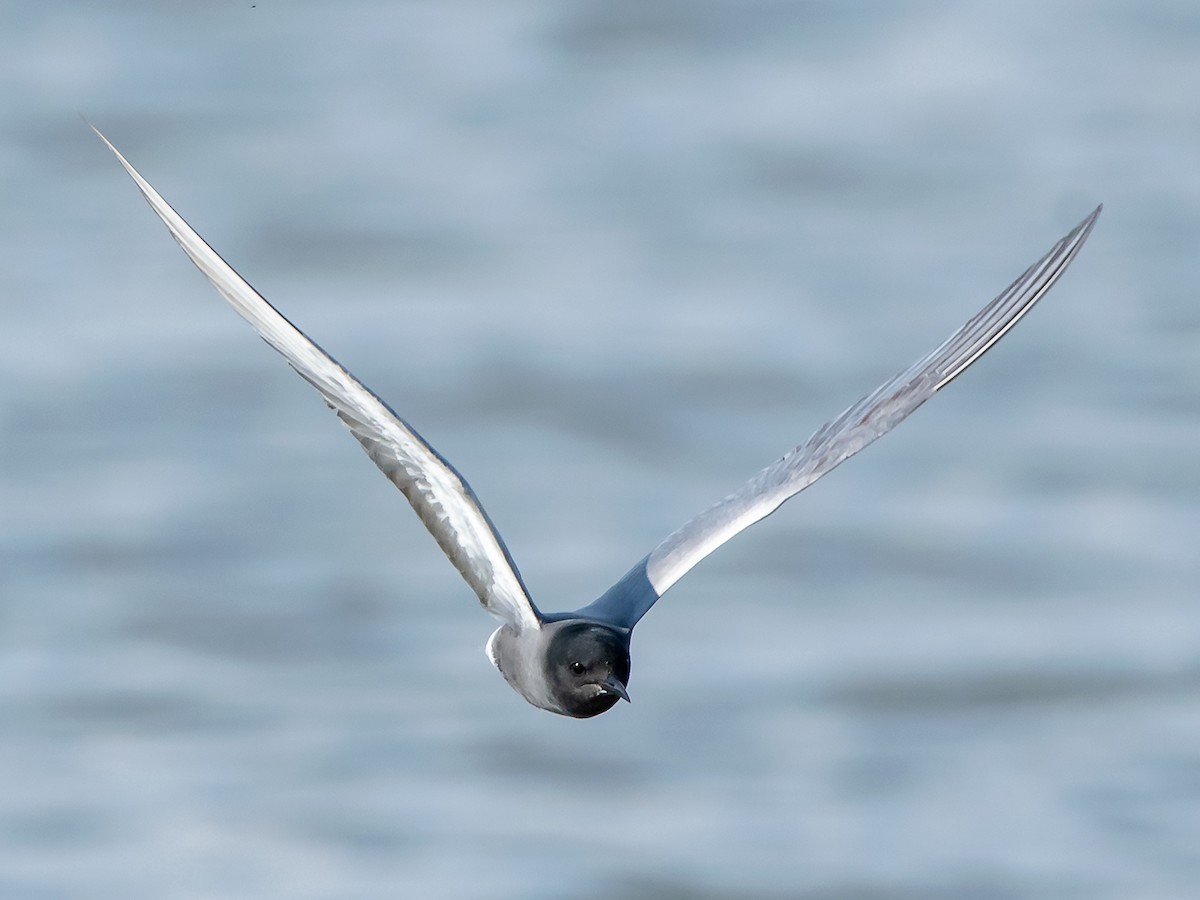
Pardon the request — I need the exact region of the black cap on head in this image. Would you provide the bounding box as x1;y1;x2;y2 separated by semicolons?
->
544;622;632;718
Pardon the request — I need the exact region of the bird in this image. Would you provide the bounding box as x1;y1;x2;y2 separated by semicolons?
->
93;126;1100;718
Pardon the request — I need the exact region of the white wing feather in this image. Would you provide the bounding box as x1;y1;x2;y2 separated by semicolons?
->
96;127;541;632
580;206;1100;628
645;206;1100;595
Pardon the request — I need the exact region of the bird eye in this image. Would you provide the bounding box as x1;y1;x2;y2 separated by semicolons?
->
568;661;586;676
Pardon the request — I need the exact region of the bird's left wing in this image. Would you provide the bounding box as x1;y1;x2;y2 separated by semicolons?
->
95;127;541;633
580;205;1101;629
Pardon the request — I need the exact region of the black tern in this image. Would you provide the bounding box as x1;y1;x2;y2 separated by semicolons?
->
95;127;1099;717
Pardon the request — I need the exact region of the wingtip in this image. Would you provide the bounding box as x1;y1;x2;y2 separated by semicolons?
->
1060;203;1102;255
86;121;145;182
1084;204;1103;237
84;117;111;147
1078;203;1103;236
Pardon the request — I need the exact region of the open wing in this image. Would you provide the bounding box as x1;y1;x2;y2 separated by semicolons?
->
96;126;541;633
580;205;1101;629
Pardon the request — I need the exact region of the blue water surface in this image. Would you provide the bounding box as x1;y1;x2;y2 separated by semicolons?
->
2;2;1198;898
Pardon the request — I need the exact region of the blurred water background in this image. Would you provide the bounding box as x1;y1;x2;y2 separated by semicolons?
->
2;2;1199;898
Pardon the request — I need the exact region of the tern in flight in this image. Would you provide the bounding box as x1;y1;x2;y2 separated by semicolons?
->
95;127;1099;717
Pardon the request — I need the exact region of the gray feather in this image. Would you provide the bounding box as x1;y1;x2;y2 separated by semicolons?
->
584;206;1100;628
96;126;542;633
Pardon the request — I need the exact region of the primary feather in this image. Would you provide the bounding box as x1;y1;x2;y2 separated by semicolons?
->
94;126;542;633
581;205;1100;628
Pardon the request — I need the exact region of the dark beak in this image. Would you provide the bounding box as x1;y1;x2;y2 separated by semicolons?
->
602;675;631;703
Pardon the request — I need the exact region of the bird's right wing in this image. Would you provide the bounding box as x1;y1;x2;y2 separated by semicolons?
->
580;206;1101;629
96;126;542;633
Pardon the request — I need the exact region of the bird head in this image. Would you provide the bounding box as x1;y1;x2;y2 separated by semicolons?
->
544;622;632;718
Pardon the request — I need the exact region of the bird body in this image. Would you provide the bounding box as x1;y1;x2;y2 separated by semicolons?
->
93;125;1099;717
